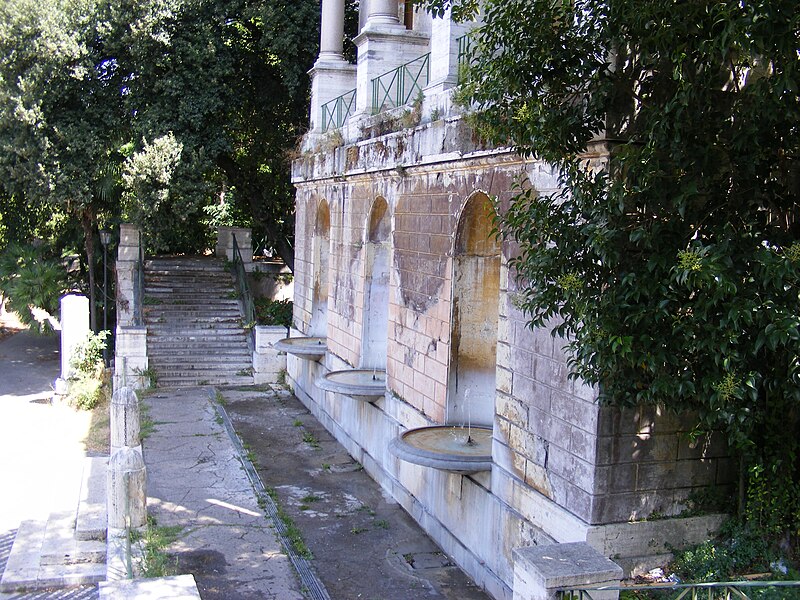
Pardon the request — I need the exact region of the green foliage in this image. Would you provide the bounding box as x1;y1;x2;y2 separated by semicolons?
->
122;133;208;254
69;330;108;376
254;297;292;328
0;0;349;269
67;330;109;410
0;243;68;333
419;0;800;537
130;515;182;578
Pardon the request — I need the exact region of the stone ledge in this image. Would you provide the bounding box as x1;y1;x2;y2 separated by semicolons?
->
513;542;622;600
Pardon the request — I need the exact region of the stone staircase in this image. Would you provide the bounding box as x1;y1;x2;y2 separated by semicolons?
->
0;457;107;592
144;257;254;388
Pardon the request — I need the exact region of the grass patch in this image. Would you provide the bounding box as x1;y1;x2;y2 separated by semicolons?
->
300;494;321;504
293;419;303;427
130;514;182;578
215;391;227;405
374;519;389;530
139;401;156;442
350;526;368;535
82;393;110;454
302;431;321;450
133;367;158;390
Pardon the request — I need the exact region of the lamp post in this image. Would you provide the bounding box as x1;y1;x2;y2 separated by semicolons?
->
99;228;112;366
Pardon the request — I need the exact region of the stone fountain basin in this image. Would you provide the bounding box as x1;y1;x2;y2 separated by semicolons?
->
273;337;327;361
316;369;386;402
389;425;493;474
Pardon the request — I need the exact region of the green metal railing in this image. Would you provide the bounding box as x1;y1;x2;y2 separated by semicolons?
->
321;88;356;132
231;234;255;328
557;580;800;599
371;52;430;113
456;32;474;67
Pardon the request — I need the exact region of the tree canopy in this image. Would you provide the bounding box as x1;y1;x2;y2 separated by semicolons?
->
0;0;325;272
419;0;800;537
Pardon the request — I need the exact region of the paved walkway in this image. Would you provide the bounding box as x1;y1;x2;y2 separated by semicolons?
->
0;330;91;536
1;328;489;599
142;388;304;600
0;329;97;599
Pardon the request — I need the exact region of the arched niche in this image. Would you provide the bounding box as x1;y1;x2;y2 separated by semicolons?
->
447;192;501;427
360;197;391;369
310;200;330;336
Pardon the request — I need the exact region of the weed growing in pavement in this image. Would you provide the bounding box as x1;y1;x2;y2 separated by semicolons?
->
139;402;156;441
293;419;303;427
302;431;321;450
130;514;182;578
265;487;312;559
374;519;390;530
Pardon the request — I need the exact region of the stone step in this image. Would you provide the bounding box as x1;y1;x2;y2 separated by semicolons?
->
144;305;241;314
147;323;247;343
0;520;106;592
40;511;105;566
146;258;228;269
145;262;229;272
147;342;251;352
158;375;255;387
149;360;252;371
148;345;252;355
142;292;240;302
75;457;108;542
146;316;243;325
144;279;235;288
148;352;251;362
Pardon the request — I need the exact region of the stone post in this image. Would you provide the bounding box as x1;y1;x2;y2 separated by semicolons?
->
425;8;473;94
253;326;288;384
56;295;90;394
320;0;346;60
308;0;357;135
111;387;141;455
353;0;429;117
116;224;141;328
107;447;147;530
113;327;148;391
216;227;253;265
114;224;150;390
513;543;623;600
366;0;401;25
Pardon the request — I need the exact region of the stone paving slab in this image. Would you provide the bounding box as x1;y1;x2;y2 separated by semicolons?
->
98;574;200;599
75;459;107;543
141;388;305;600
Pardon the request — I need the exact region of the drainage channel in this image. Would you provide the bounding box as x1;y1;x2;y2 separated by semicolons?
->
209;389;331;600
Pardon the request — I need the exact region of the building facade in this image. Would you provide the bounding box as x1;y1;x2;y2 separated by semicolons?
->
290;2;732;598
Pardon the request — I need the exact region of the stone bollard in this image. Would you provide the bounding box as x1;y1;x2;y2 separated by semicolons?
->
111;387;141;454
108;447;147;530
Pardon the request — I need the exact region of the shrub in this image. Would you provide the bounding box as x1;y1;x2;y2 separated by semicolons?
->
67;331;110;410
254;298;292;328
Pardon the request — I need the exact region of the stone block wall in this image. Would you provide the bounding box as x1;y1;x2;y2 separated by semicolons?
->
291;118;732;596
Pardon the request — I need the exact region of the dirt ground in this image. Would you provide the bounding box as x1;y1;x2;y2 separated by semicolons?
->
219;385;490;600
